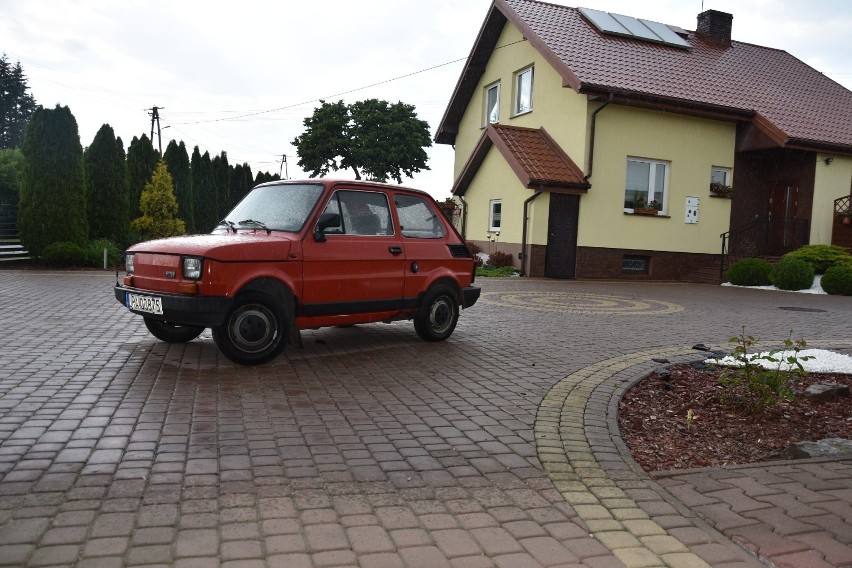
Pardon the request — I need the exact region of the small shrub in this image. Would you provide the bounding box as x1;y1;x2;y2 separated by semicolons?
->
40;241;86;267
770;258;814;290
487;250;514;268
726;258;772;286
820;264;852;295
716;326;811;414
84;239;123;268
782;244;852;274
466;241;482;256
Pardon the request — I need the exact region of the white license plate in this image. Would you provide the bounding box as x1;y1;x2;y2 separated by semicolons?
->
127;293;163;315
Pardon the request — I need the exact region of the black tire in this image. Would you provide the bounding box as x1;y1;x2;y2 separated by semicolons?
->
414;285;459;342
144;317;204;343
212;291;287;365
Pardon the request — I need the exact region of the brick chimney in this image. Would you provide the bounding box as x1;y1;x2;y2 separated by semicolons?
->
697;9;733;46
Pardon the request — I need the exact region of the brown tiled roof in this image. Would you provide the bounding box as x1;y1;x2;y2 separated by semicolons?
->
436;0;852;154
452;124;589;196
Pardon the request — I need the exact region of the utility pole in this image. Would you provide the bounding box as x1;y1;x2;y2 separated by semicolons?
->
148;106;163;155
279;155;288;179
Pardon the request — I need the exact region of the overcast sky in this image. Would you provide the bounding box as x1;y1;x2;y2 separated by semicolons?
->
3;0;851;200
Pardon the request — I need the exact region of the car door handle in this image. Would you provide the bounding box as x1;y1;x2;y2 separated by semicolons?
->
389;246;403;255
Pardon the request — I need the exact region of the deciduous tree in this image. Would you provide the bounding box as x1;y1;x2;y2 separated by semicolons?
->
292;99;431;184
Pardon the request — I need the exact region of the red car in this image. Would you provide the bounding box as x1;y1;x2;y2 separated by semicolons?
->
115;179;479;365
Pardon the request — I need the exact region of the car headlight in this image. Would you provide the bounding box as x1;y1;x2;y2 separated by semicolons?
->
125;253;135;274
182;256;203;280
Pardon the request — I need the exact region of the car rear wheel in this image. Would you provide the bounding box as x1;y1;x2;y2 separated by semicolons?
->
414;285;459;342
144;317;204;343
212;291;287;365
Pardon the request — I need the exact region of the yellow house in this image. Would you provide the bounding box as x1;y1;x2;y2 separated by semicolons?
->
436;0;852;280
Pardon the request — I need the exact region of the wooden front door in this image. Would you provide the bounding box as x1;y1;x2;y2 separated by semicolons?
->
545;193;579;279
767;180;799;255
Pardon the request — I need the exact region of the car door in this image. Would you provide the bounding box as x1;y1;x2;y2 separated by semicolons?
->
301;188;405;318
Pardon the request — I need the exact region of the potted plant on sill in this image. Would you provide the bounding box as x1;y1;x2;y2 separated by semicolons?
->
633;197;662;215
710;182;733;198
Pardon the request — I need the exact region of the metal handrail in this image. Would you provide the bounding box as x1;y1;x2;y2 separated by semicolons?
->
719;215;809;281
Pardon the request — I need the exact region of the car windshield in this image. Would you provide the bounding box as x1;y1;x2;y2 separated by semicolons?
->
222;183;324;232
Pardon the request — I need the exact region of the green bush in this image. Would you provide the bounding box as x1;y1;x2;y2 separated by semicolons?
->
84;239;123;268
725;258;773;286
820;264;852;295
40;241;86;266
770;258;814;290
476;265;518;277
781;244;852;274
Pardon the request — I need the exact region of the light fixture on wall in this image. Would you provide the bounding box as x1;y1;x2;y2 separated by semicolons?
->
825;157;834;165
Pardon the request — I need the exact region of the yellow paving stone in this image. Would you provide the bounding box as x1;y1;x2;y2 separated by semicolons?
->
600;498;639;509
613;547;666;568
639;535;688;555
622;520;667;538
585;519;625;533
571;504;614;520
659;552;713;568
610;507;650;521
590;487;629;500
560;491;600;505
594;531;642;549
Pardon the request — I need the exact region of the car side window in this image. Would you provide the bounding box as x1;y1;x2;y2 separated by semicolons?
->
321;190;393;236
395;195;445;239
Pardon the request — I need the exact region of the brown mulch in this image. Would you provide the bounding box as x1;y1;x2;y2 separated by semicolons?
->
618;363;852;472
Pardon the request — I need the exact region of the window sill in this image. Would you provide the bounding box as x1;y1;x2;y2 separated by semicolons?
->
512;109;533;118
708;193;732;199
624;211;669;218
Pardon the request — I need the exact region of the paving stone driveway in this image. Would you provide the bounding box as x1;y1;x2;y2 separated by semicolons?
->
0;269;849;567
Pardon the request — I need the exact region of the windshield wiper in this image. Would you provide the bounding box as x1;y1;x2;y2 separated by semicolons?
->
217;219;236;233
237;219;271;235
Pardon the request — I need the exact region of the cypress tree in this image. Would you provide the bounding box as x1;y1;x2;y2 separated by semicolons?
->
0;55;37;150
190;147;216;232
126;134;159;219
84;124;129;244
164;140;193;233
211;151;229;220
19;105;87;255
231;163;254;205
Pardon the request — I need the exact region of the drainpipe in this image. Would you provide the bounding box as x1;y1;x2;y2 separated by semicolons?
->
458;195;468;239
584;93;614;183
520;189;544;277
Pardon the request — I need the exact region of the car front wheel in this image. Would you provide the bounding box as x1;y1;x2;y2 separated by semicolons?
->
414;285;459;342
144;317;204;343
212;291;287;365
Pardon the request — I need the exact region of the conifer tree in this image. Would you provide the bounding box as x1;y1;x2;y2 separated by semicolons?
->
19;105;87;255
84;124;128;244
0;55;37;150
190;147;216;232
126;134;159;218
130;160;185;239
164;140;193;232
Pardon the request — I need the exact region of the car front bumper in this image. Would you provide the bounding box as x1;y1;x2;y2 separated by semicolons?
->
114;284;232;328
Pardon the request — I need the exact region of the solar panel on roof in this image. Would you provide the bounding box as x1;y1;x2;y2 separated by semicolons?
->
640;19;692;48
578;6;691;49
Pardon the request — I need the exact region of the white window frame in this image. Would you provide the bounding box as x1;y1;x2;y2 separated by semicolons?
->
514;66;534;116
484;82;500;126
624;157;669;215
489;199;502;231
710;166;732;187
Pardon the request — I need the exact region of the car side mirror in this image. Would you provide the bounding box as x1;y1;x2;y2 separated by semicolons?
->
314;212;341;242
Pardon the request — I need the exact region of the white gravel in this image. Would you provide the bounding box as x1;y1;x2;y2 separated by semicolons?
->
721;274;826;294
706;349;852;374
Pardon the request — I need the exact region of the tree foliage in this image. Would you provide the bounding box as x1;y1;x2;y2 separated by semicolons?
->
0;148;24;206
19;105;87;255
164;140;193;232
0;55;37;150
292;99;431;183
191;147;216;232
84;124;129;244
127;134;159;219
131;160;185;240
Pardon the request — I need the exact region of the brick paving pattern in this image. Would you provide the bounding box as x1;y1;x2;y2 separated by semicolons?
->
0;270;850;567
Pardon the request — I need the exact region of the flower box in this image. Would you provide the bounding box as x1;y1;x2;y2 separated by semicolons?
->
633;208;660;215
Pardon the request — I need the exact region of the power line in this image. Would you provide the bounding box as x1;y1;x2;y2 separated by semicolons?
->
171;38;528;126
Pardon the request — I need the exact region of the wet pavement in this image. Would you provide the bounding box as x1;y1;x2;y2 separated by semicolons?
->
0;269;849;567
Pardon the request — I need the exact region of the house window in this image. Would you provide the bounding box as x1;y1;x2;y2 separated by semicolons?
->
624;157;668;214
514;66;533;115
484;82;500;125
710;166;732;196
489;199;502;231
